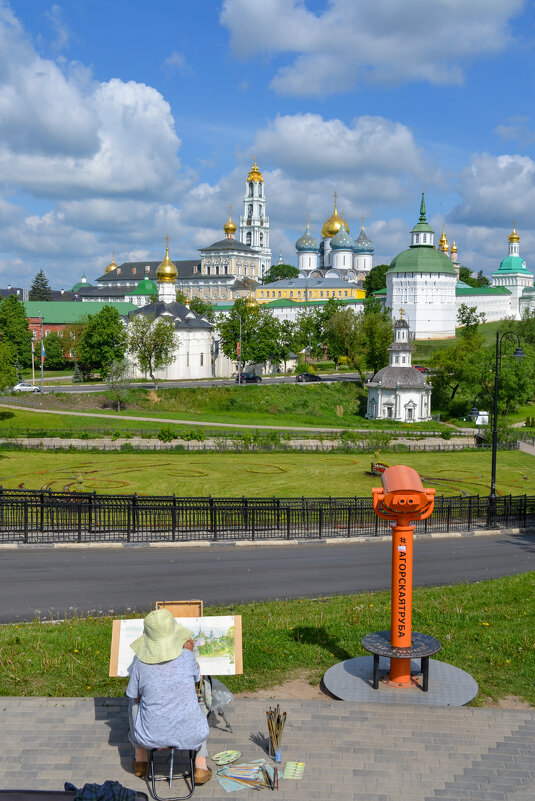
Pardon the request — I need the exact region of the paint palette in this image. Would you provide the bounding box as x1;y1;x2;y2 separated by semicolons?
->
212;750;241;766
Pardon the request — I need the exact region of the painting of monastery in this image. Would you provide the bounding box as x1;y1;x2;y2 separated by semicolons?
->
110;615;242;677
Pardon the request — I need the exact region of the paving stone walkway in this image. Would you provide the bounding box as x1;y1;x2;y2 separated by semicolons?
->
1;698;534;800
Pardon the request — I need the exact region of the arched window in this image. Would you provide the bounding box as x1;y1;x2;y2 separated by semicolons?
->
248;204;253;217
249;182;254;196
246;231;252;245
258;184;262;197
259;233;263;246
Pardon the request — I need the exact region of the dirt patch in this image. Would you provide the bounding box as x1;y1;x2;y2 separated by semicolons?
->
235;671;330;701
483;695;534;709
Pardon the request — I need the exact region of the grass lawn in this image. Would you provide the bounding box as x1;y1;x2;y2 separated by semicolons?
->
1;383;451;431
0;572;533;705
412;320;502;364
0;449;533;496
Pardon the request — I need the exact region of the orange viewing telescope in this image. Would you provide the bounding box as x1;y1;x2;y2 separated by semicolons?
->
372;465;435;686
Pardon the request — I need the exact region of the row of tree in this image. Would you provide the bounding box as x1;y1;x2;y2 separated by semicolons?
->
0;295;179;392
217;296;394;378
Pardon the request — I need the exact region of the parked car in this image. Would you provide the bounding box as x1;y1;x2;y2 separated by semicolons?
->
296;372;322;382
12;382;41;393
236;372;262;383
414;365;429;374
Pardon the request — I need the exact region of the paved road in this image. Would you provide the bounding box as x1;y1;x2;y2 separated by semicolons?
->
11;372;363;394
1;531;534;622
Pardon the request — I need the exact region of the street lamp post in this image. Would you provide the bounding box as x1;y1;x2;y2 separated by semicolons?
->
489;329;525;523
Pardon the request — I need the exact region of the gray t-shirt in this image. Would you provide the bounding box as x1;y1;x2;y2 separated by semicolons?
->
126;651;209;750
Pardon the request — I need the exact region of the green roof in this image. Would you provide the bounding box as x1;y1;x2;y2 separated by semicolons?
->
493;255;533;276
23;301;137;324
455;286;511;296
72;280;92;292
388;247;456;275
410;193;434;235
129;278;157;295
373;288;387;295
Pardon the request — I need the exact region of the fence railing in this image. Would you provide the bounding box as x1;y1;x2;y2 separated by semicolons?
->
0;486;533;544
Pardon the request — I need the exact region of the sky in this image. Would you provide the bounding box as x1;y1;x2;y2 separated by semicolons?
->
1;0;535;289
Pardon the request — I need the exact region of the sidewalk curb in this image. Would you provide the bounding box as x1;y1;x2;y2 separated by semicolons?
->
0;526;531;550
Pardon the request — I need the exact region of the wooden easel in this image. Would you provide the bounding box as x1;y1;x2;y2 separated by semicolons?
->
155;600;203;617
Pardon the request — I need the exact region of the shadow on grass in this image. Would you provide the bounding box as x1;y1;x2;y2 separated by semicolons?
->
0;411;15;420
290;626;353;661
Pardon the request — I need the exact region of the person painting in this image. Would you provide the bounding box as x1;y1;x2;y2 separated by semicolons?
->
126;609;212;786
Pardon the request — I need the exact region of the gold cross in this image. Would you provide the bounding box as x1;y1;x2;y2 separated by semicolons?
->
333;191;338;207
399;307;405;319
164;233;170;250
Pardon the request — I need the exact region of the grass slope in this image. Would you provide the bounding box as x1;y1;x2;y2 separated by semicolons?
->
0;450;533;496
1;383;450;431
0;572;533;705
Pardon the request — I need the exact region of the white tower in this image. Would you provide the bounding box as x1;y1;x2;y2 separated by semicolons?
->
295;216;320;275
386;194;457;339
353;218;374;280
491;225;534;319
239;159;271;277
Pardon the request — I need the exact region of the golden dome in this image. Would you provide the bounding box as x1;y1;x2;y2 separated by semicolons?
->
223;206;237;236
104;254;118;273
321;194;350;239
451;240;458;254
438;224;449;252
156;243;178;283
509;223;520;243
247;158;264;183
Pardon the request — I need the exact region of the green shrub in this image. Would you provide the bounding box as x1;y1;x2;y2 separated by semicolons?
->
441;430;452;440
158;427;176;443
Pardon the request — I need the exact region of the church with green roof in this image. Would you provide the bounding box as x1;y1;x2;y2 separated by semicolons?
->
383;196;534;339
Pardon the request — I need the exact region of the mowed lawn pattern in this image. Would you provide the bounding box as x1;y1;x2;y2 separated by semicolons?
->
0;451;534;496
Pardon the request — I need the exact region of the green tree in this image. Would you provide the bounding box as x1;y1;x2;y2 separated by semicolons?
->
277;319;297;371
189;296;216;322
0;341;17;392
324;307;361;366
217;298;283;368
458;267;490;288
262;264;299;284
359;305;394;374
0;294;33;368
106;358;131;411
363;264;389;294
127;313;177;391
72;362;84;383
78;305;127;379
293;297;345;358
29;269;53;301
43;331;66;370
175;289;189;304
457;303;486;338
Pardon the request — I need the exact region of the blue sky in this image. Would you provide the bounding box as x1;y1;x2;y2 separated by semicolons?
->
0;0;534;289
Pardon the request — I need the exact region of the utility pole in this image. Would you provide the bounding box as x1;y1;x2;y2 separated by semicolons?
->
40;315;44;393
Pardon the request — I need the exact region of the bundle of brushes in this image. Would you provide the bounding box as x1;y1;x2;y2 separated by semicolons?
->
266;704;286;762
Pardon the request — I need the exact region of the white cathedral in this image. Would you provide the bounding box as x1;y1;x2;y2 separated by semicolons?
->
294;195;374;284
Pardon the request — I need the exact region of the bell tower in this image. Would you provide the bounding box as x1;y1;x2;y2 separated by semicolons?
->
239;159;271;277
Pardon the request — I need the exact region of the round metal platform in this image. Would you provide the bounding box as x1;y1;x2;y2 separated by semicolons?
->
323;656;478;706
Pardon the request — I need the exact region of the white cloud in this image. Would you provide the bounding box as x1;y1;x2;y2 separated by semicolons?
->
44;4;70;51
163;51;194;76
253;113;428;180
221;0;525;95
450;152;535;228
0;4;181;197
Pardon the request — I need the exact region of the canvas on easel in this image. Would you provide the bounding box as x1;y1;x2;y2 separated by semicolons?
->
156;600;203;617
109;614;242;677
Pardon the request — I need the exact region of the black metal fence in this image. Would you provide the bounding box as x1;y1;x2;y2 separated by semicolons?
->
0;486;533;544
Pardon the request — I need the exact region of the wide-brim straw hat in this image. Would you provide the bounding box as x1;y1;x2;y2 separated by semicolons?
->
131;609;194;664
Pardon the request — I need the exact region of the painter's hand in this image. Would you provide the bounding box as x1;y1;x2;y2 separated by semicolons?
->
183;639;194;651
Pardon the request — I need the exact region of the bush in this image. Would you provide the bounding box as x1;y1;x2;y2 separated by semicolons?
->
158;426;176;443
441;430;452;440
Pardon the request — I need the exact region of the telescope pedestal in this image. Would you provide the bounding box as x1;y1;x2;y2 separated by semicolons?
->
361;630;441;690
